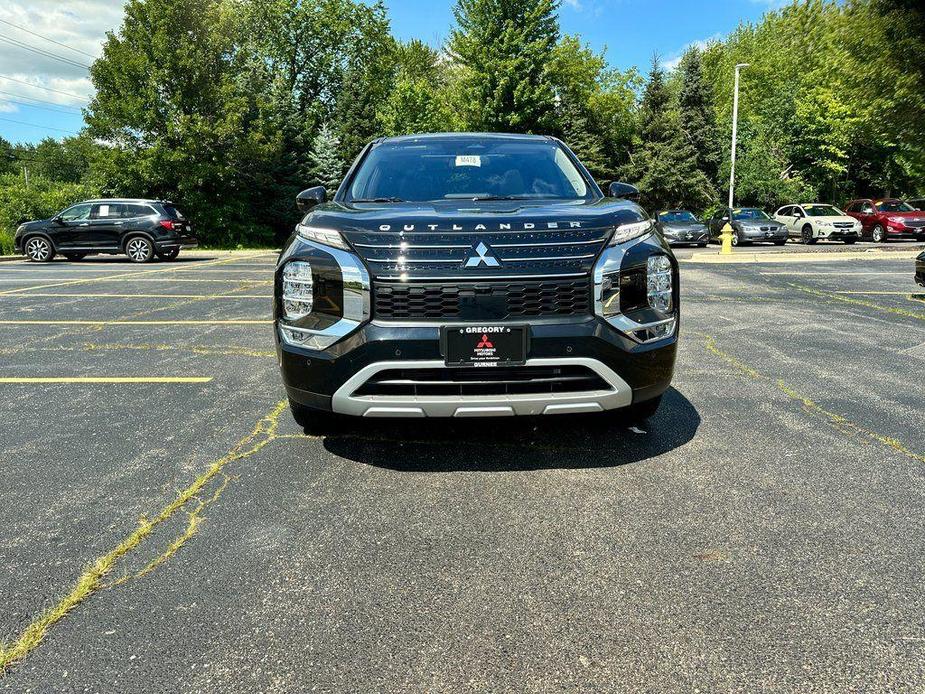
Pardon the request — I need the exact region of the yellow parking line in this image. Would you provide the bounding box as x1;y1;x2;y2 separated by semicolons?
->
0;254;268;296
0;293;271;299
834;291;920;295
0;377;212;383
0;320;270;325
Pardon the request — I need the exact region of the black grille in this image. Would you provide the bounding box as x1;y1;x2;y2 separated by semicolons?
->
373;278;592;320
354;365;611;397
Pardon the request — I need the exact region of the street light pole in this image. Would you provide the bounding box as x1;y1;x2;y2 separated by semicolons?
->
728;63;749;208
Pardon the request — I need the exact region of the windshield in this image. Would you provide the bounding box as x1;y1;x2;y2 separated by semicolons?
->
346;138;593;203
804;204;844;217
876;200;915;212
659;211;698;223
733;208;770;221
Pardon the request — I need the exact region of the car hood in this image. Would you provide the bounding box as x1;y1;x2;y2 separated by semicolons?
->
303;198;645;233
14;219;51;234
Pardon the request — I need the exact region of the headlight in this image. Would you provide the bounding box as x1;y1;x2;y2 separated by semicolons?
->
281;260;314;319
647;255;672;313
608;219;653;246
296;223;350;250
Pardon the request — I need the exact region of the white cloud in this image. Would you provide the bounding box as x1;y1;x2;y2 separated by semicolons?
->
663;33;723;71
0;1;123;109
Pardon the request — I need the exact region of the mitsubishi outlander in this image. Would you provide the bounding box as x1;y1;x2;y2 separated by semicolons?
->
274;133;678;428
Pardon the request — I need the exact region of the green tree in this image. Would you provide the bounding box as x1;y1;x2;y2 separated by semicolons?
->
86;0;283;246
378;40;456;136
308;124;346;191
625;58;716;211
448;0;560;132
677;47;720;187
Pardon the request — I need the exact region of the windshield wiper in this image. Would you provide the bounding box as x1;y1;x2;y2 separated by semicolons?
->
351;197;404;203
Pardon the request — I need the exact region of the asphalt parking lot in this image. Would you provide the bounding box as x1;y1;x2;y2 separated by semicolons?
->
1;245;924;692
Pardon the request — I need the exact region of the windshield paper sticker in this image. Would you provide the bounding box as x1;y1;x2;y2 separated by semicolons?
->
455;155;481;167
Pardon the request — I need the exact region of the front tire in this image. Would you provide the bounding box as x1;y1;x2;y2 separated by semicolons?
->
872;224;887;243
801;225;817;245
731;232;741;247
125;236;155;263
24;236;54;262
156;247;180;261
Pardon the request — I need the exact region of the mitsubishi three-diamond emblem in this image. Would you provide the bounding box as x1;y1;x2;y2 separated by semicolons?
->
464;241;501;268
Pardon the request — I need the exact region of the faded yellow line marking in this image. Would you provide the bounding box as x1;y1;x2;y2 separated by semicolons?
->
0;400;289;674
787;283;925;321
0;342;276;358
0;377;212;384
834;291;922;295
0;254;268;296
698;332;925;465
0;292;271;299
0;320;269;326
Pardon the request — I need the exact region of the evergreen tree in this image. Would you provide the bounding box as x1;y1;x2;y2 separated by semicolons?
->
678;47;721;186
448;0;560;133
308;125;346;191
625;57;716;211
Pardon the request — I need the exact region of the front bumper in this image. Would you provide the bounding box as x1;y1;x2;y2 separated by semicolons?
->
275;233;678;418
817;228;860;239
156;235;199;250
740;228;787;241
664;230;708;246
278;317;677;417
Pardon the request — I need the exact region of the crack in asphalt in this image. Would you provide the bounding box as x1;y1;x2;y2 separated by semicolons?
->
0;399;288;675
697;332;925;466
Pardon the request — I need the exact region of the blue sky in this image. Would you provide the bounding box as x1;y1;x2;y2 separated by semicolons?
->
0;0;780;146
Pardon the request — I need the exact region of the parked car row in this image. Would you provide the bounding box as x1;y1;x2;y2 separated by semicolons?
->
13;198;198;263
655;197;925;248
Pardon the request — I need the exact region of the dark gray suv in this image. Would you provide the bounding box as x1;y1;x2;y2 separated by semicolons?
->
14;198;198;263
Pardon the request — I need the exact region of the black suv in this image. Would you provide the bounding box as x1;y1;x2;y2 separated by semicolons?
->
275;133;678;426
14;198;197;263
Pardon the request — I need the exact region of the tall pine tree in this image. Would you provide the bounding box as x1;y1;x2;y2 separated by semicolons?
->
308;125;346;191
625;57;715;211
448;0;559;133
678;47;721;187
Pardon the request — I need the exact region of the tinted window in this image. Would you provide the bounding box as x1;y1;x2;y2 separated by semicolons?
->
778;206;792;216
122;204;154;218
59;203;91;221
804;204;844;216
659;211;698;223
90;203;122;220
876;200;914;212
732;208;771;221
861;202;875;213
163;205;185;219
347;138;592;202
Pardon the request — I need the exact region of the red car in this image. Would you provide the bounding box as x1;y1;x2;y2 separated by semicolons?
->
843;198;925;242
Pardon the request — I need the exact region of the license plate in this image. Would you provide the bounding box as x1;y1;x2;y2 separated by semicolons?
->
443;325;526;367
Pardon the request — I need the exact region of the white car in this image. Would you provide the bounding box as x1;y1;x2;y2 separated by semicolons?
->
773;203;862;244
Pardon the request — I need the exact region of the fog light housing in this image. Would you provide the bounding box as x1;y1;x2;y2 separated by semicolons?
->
282;261;314;319
647;255;672;312
600;271;621;317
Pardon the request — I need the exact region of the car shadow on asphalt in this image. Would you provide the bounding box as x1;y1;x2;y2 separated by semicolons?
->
320;387;700;472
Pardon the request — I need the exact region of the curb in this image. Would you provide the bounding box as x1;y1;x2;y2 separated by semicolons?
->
681;250;922;265
0;256;23;263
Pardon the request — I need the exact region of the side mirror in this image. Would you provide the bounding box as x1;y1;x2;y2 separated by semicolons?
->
296;186;326;213
608;181;640;201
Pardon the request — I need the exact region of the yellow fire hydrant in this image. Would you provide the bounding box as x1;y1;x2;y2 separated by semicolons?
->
720;222;735;255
